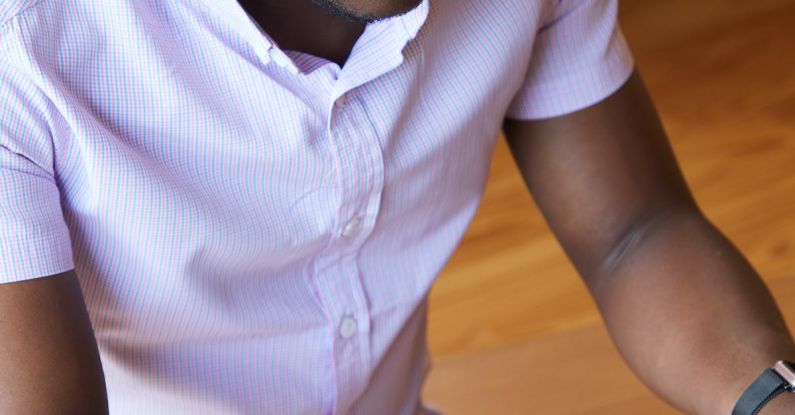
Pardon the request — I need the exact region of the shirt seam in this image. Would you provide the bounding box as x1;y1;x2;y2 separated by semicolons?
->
0;0;49;35
538;0;590;33
0;3;68;178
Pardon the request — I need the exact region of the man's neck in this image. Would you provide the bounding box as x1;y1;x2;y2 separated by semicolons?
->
238;0;366;67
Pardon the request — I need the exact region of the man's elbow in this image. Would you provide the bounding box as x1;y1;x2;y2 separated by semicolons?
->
584;206;708;301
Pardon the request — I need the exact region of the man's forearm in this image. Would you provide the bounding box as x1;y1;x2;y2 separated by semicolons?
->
587;208;795;414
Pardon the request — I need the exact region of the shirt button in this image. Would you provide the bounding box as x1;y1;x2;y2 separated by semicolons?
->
339;317;358;339
341;217;361;238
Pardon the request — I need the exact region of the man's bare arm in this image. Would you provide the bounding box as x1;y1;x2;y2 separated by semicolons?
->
0;270;109;414
503;70;795;414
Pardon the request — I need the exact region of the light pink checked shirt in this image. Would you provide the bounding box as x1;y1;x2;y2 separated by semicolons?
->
0;0;633;413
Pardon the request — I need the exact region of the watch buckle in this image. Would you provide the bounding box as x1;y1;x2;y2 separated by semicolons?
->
773;360;795;391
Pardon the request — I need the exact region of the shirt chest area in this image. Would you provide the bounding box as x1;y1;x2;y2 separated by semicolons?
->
54;2;536;268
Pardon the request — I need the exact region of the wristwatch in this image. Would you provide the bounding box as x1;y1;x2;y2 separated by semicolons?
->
732;360;795;415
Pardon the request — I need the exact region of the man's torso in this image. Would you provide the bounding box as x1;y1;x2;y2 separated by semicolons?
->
0;0;606;413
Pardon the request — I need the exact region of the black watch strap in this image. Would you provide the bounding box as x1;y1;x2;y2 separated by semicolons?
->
733;365;794;415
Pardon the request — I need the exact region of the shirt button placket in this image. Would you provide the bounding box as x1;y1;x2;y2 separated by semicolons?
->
322;89;378;413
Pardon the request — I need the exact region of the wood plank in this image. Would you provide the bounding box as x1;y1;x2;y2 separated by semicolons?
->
424;0;795;412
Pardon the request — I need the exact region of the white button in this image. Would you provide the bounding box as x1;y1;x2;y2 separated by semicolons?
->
339;317;358;339
341;217;360;238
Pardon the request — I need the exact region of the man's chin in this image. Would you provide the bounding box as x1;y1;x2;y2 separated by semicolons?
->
367;0;424;19
313;0;423;23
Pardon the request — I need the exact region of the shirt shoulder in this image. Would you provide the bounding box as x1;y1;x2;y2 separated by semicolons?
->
0;0;106;44
0;0;59;57
0;0;44;31
0;0;114;74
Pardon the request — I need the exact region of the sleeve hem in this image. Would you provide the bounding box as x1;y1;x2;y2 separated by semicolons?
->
0;234;75;284
504;31;635;121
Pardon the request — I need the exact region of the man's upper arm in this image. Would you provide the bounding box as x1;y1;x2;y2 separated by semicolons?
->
1;41;107;414
503;70;700;288
0;270;108;414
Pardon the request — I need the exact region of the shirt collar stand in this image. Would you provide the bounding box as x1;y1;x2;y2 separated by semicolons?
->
200;0;430;72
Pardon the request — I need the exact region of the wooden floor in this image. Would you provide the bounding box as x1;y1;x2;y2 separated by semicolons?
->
423;1;795;413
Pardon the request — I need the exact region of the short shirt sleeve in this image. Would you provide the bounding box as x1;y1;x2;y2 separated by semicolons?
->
0;59;74;283
505;0;635;120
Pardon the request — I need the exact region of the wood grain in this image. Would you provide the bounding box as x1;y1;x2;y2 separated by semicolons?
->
423;1;795;413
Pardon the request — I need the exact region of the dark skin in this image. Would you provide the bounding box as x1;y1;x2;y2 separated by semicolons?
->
504;72;795;414
238;0;364;66
0;271;108;414
2;1;793;413
237;0;421;66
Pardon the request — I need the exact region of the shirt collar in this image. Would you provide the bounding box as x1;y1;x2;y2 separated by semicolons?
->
192;0;276;64
399;0;430;41
198;0;430;72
